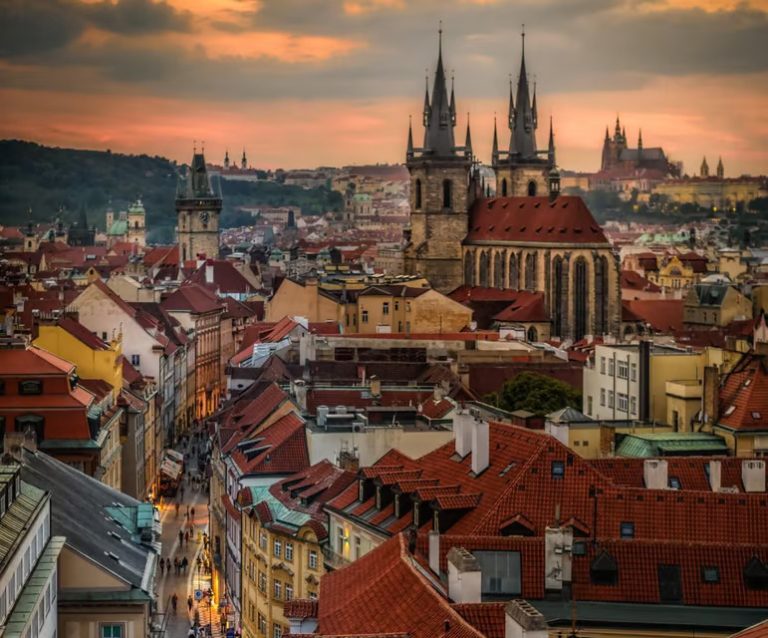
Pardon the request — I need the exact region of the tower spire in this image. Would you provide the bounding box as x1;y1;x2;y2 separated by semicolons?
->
449;71;456;126
508;74;515;130
532;81;538;130
638;129;643;151
548;116;556;166
492;115;499;163
464;112;473;158
406;115;414;160
422;71;430;127
510;26;536;158
422;24;456;156
605;126;610;141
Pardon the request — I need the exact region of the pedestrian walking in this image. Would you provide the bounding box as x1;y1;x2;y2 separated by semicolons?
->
182;556;189;574
178;530;183;546
159;559;165;576
171;593;178;614
174;556;180;575
185;530;190;545
191;506;195;519
175;502;180;517
196;555;202;571
187;594;193;612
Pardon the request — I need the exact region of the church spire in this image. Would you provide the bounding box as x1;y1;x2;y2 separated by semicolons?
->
510;26;537;159
422;72;430;127
422;24;457;156
615;115;621;138
492;115;499;164
406;115;414;160
464;113;473;158
638;129;643;151
717;156;724;179
548;116;556;166
605;126;610;141
532;82;538;130
508;75;515;130
449;72;457;126
700;156;710;178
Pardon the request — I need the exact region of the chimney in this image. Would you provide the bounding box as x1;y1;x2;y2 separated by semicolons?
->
196;254;206;269
428;530;440;575
638;340;651;421
702;365;720;430
544;525;573;592
205;259;215;284
446;547;482;603
708;459;722;492
643;459;668;490
293;380;307;413
369;374;381;398
471;418;490;475
3;432;26;461
742;460;766;492
453;409;473;458
433;384;444;402
504;600;548;638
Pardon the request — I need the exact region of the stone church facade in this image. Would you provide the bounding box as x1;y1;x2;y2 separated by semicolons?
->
403;32;620;341
176;151;222;263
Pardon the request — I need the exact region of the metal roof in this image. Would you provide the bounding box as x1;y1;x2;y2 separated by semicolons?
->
0;477;47;572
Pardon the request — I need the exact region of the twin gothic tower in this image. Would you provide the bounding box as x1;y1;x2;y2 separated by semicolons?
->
404;30;558;292
403;31;620;341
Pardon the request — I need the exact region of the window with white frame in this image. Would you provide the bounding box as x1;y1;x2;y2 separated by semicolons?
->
600;357;606;374
617;361;629;379
617;393;628;412
273;579;282;600
285;583;293;601
600;389;606;407
630;396;637;415
630;363;637;382
101;625;123;638
608;359;615;376
273;538;282;558
259;531;267;550
309;550;318;569
285;542;293;561
608;391;615;408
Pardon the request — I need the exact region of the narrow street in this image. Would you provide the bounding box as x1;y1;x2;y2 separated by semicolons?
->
154;438;219;638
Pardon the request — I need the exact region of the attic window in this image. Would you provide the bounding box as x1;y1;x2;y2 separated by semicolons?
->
562;202;569;208
534;202;541;208
505;226;511;232
551;461;565;479
535;226;542;233
488;226;495;232
744;556;768;590
668;476;681;490
744;379;752;387
519;226;527;232
724;406;735;416
548;227;554;233
620;522;635;539
499;462;517;477
701;566;720;584
572;541;587;557
753;412;762;419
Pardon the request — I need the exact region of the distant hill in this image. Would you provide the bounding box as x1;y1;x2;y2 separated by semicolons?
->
0;140;343;244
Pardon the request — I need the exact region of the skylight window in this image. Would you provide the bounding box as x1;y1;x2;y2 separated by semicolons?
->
702;566;720;584
752;412;762;420
668;477;681;490
551;461;565;479
724;405;735;416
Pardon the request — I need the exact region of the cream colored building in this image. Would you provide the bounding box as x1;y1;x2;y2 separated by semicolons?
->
653;177;767;210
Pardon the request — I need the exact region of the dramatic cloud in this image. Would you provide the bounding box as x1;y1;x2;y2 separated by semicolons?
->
0;0;766;173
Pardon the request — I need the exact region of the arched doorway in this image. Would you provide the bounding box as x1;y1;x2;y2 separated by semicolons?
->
527;181;537;196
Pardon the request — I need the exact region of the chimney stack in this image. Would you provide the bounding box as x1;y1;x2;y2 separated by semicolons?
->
471;418;490;475
453;409;473;458
504;600;549;638
428;530;440;575
742;460;766;492
643;459;668;490
447;547;482;603
708;459;722;492
205;259;215;284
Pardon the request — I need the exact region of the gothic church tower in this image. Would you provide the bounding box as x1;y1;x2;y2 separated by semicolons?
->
176;151;222;262
403;30;475;292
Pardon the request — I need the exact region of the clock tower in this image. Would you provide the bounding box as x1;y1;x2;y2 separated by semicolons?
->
176;151;222;262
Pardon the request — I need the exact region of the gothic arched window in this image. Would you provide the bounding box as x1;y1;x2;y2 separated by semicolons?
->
574;257;589;341
552;255;569;338
501;178;508;197
508;253;519;290
464;252;475;286
415;179;422;210
527;181;537;197
595;255;609;335
479;252;490;287
443;179;452;210
525;253;537;291
494;252;504;288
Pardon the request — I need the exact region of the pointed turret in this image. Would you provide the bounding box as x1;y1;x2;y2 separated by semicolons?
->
548;116;556;166
224;149;230;169
492;116;499;164
605;126;610;141
509;27;537;159
449;74;457;126
422;26;457;156
508;76;515;130
532;83;538;130
700;156;710;178
241;148;247;170
638;129;643;151
717;156;724;179
622;126;626;141
422;74;430;127
614;115;621;138
406;116;414;160
464;113;473;159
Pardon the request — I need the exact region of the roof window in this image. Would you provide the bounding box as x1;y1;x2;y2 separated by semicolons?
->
701;566;720;584
551;461;565;479
620;522;635;539
724;405;735;416
752;411;761;419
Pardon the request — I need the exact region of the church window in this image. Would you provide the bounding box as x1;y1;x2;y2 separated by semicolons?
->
493;252;504;289
525;254;537;291
508;253;519;290
552;256;567;338
594;256;609;335
415;179;422;210
479;252;490;288
442;179;452;210
501;179;508;197
464;252;475;286
527;181;537;197
574;257;589;340
527;326;538;342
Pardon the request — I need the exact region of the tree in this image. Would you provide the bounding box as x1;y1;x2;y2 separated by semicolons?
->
490;372;581;416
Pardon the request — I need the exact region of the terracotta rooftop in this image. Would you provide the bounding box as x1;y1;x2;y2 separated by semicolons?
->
718;354;768;432
56;317;110;351
466;196;608;245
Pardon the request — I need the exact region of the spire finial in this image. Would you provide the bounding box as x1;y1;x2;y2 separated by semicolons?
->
193;139;197;153
438;20;443;58
521;24;525;58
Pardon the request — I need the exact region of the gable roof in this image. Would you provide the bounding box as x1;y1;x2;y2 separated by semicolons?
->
718;354;768;432
56;317;110;351
161;283;222;314
621;270;661;293
624;299;684;332
466;196;609;245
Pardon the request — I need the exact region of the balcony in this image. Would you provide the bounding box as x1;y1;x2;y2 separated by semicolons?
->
322;545;349;570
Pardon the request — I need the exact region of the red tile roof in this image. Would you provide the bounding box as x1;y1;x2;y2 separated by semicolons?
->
56;317;110;350
621;270;661;293
492;292;547;323
284;599;318;620
448;286;528;303
718;354;768;432
624;299;684;332
228;411;309;476
420;397;455;420
186;259;255;295
0;347;75;376
732;619;768;638
161;283;222;314
451;603;505;638
312;534;484;638
466;196;609;245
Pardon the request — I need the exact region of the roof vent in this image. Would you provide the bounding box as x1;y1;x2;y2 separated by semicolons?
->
534;202;541;208
108;531;121;540
104;551;120;562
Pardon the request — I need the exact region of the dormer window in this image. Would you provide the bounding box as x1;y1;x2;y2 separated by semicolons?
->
18;380;42;395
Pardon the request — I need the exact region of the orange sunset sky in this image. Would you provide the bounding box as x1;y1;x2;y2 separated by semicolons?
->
1;0;767;175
